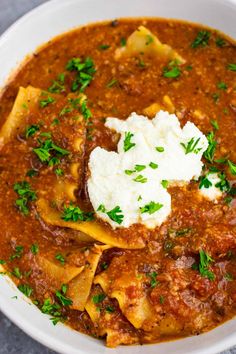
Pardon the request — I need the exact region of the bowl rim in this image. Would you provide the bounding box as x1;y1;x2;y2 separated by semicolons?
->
0;0;236;353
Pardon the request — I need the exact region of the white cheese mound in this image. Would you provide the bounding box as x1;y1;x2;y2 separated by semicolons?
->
199;173;223;201
87;111;209;229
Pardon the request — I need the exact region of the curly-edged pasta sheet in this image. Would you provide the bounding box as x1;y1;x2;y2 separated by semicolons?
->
85;284;139;347
0;86;41;148
37;198;145;249
67;244;111;311
115;26;185;63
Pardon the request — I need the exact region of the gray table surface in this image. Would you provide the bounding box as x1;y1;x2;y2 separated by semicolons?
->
0;0;235;353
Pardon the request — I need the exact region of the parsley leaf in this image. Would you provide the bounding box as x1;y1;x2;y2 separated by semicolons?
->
191;31;210;48
107;206;124;225
98;44;110;51
147;272;158;288
163;65;181;78
133;175;147;183
55;253;65;265
180;137;201;154
25;124;40;138
18;284;33;297
14;181;37;215
48;73;65;93
140;201;163;214
31;244;39;255
215;37;225;47
120;37;126;47
204;132;217;163
39;95;55;108
161;180;168;189
215;172;230;193
199;175;212;189
217;81;227;90
211;120;219;130
197;250;215;281
106;78;119;88
61;203;94;222
55;285;72;306
228;160;236;175
227;63;236;72
92;293;106;304
66;57;96;92
124;131;135;152
9;246;24;261
33;138;69;165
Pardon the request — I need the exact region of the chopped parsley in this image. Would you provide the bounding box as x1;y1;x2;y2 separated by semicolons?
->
9;246;24;261
12;267;22;279
212;92;220;103
48;73;65;93
33;138;69;165
0;260;6;265
211;119;219;130
106;305;115;313
55;168;64;176
145;34;154;45
155;146;164;152
228;160;236;175
18;284;33;297
55;253;65;265
55;284;72;306
92;293;106;304
199;175;212;189
193;250;215;281
107;206;124;225
227;63;236;72
163;64;181;78
101;262;108;270
134;164;146;172
61;203;94;222
204;132;217;163
26;169;38;178
39;95;55;108
124;131;136;152
215;37;225;47
180;137;201;154
25;124;40;138
161;180;168;189
98;44;110;51
140;201;163;214
133;175;147;183
147;272;158;288
217;81;227;90
191;30;210;48
106;78;119;88
31;244;39;255
215;172;230;193
14;181;37;215
159;295;165;304
97;204;106;213
149;162;158;169
66;57;96;92
120;37;126;47
41;298;64;325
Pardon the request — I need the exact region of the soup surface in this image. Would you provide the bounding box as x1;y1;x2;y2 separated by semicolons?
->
0;18;236;347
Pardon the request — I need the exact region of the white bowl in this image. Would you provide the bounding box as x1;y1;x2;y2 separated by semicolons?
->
0;0;236;353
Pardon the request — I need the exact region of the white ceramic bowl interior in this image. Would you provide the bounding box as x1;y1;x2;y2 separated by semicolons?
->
0;0;236;353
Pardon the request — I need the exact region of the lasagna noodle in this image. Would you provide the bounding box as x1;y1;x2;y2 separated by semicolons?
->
37;198;145;249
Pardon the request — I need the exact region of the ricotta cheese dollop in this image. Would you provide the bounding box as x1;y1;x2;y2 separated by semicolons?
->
87;111;209;229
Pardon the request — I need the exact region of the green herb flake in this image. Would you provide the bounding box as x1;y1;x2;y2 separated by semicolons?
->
212;92;220;103
145;34;154;45
199;175;212;189
106;305;115;313
147;272;158;288
62;203;94;222
107;206;124;225
180;137;201;155
56;285;73;306
31;244;39;255
120;37;126;47
9;246;24;261
18;284;33;297
163;66;181;79
97;204;106;213
204;132;217;163
0;260;6;265
228;160;236;175
39;95;55;108
159;295;165;304
161;180;168;189
14;181;37;215
140;201;163;215
193;250;215;281
92;293;106;304
48;73;65;93
155;146;164;152
55;253;65;265
26;169;38;178
227;63;236;72
133;175;147;183
217;81;227;90
191;31;211;48
25;124;40;138
55;168;64;176
98;44;110;51
149;162;158;169
12;267;22;279
211;119;219;130
215;37;226;47
124;131;136;152
134;164;146;172
33;138;69;165
106;78;118;88
101;262;108;270
66;57;96;92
